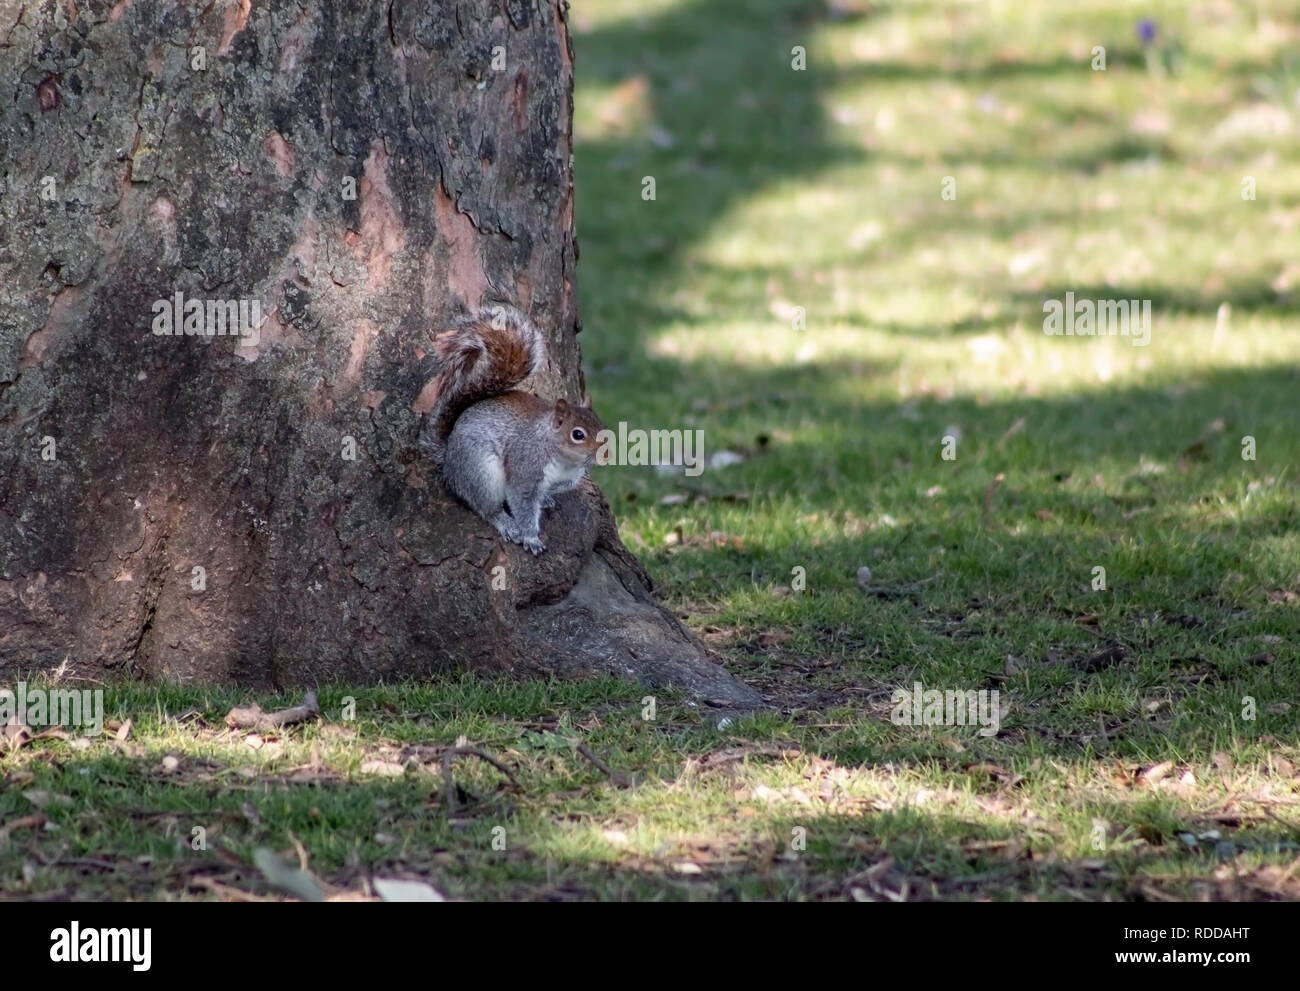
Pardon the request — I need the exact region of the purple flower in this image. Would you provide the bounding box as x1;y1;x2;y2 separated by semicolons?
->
1137;19;1157;45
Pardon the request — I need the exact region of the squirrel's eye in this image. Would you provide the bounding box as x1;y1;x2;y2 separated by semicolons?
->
570;428;586;442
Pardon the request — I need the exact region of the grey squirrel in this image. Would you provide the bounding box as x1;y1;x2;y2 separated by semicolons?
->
419;305;603;555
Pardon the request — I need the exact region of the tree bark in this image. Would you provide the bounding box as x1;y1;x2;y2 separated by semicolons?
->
0;0;760;707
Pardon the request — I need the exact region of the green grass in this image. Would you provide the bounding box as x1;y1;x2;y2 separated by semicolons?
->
4;0;1299;900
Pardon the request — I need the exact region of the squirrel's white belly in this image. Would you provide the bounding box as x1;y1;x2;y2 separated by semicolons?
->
542;459;584;492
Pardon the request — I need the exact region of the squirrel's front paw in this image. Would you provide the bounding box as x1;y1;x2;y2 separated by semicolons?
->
541;494;556;510
521;535;546;555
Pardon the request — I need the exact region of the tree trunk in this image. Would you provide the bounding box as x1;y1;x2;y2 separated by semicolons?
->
0;0;759;707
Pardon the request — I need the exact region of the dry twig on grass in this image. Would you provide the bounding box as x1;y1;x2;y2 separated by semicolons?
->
441;747;521;817
576;743;634;787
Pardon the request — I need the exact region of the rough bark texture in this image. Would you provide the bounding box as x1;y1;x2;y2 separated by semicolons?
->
0;0;760;707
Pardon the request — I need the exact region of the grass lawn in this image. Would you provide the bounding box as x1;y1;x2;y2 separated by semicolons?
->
3;0;1298;900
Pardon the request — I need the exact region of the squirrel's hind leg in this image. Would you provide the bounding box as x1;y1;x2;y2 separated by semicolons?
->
442;448;512;530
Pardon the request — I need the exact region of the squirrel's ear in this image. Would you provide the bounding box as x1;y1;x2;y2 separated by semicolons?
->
552;397;570;426
580;393;593;408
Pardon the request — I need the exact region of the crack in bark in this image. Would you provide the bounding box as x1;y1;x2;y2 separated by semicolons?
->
2;4;27;48
123;509;179;670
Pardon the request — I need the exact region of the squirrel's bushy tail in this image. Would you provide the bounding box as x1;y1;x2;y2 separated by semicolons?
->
420;305;543;467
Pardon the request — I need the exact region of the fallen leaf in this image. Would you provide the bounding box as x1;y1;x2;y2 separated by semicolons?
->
3;722;33;750
22;790;73;810
359;759;406;778
253;847;325;902
965;762;1018;786
373;878;445;902
1140;761;1174;785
